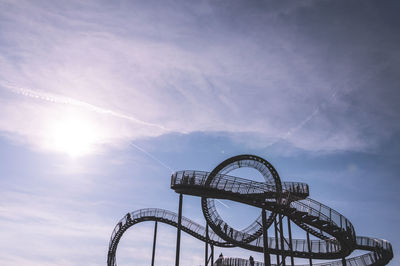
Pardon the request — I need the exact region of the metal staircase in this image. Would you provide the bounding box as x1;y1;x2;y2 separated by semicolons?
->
107;155;393;266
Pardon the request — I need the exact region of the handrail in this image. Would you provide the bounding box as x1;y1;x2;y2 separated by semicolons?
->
218;235;394;266
171;170;309;197
107;208;392;266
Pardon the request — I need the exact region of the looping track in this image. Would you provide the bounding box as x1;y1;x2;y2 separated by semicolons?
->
107;155;393;265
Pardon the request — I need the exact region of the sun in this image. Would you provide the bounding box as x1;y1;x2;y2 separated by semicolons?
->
47;116;101;157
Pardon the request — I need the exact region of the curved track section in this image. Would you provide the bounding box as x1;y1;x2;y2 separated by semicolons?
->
107;155;393;265
219;235;393;266
107;208;233;266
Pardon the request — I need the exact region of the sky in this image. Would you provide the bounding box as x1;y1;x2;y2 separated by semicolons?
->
0;0;399;265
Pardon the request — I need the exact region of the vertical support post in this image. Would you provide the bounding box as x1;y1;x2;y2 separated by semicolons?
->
211;245;214;265
342;257;347;266
306;232;312;266
205;224;209;266
274;217;280;266
287;217;295;266
175;194;183;266
151;221;158;266
262;208;271;266
279;214;286;266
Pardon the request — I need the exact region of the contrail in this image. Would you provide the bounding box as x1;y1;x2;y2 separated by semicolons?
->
280;106;320;141
267;62;390;148
130;142;174;173
216;199;230;209
1;82;186;191
1;81;232;208
1;81;170;132
130;142;232;209
130;142;231;208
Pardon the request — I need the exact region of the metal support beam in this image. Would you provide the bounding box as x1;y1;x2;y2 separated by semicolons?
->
151;221;158;266
205;224;209;266
287;217;295;266
274;216;280;266
262;208;271;266
342;257;347;266
211;245;214;265
279;214;286;266
175;194;183;266
306;231;312;266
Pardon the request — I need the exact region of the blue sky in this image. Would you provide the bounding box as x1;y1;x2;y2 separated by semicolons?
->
0;0;399;265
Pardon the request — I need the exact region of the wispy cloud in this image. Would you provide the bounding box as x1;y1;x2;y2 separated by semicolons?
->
2;82;170;132
0;189;110;265
0;0;398;155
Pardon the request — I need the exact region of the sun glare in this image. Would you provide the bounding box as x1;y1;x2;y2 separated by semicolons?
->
48;117;100;157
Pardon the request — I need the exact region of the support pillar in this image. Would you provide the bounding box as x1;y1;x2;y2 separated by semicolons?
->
175;194;183;266
306;231;312;266
274;216;280;266
287;217;295;266
211;245;214;265
342;257;347;266
151;221;158;266
279;214;286;266
262;208;271;266
205;224;209;266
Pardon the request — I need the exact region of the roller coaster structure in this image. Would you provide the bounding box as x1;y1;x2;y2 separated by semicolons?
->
107;155;393;266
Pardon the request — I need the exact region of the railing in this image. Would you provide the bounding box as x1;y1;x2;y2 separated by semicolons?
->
108;208;343;256
171;171;348;254
205;198;264;243
289;198;355;239
215;257;266;266
171;170;354;249
357;236;392;251
108;209;391;265
109;208;228;248
171;171;309;197
217;236;393;266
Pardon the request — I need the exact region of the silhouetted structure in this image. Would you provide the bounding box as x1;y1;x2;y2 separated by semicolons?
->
107;155;393;266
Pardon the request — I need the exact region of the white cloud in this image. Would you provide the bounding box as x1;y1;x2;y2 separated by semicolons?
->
0;0;398;156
